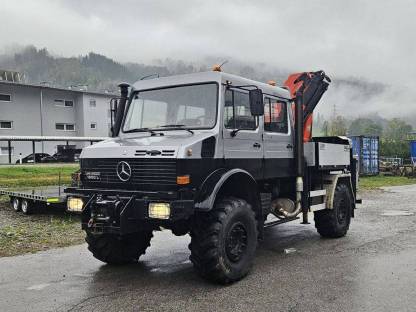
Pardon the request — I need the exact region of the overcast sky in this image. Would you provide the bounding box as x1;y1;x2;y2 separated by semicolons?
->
2;0;416;86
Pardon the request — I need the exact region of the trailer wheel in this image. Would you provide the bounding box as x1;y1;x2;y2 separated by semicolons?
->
11;197;21;212
21;199;33;215
189;197;258;284
85;231;153;264
314;183;352;238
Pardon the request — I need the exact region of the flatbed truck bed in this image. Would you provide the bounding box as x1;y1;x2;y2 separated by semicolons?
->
0;185;74;214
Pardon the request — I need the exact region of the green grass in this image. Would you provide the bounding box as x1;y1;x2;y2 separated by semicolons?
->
0;206;83;257
0;164;83;257
359;175;416;190
0;164;79;188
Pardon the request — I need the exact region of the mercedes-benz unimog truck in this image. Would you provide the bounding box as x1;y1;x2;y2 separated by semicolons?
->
66;69;358;284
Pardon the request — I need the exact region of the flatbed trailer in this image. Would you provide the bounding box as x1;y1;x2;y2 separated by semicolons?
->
0;185;73;214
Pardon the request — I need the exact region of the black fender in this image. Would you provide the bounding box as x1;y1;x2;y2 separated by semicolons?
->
195;167;263;228
195;168;263;238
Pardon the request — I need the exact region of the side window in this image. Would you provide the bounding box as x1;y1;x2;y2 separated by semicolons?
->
264;97;288;133
224;89;257;130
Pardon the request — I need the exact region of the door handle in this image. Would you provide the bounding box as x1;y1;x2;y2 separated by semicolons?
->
286;144;293;149
253;142;261;148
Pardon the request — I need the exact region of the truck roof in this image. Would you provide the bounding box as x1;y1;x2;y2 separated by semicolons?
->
132;71;291;100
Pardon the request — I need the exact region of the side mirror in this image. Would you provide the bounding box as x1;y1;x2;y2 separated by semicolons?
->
249;89;264;116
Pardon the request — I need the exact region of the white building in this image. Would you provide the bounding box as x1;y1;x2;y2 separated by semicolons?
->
0;78;116;163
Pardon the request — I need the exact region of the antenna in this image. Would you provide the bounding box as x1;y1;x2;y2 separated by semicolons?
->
219;60;228;68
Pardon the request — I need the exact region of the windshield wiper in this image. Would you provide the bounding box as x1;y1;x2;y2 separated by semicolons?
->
124;128;162;136
159;124;194;134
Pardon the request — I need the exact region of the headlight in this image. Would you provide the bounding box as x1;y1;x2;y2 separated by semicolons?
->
67;197;84;213
148;202;170;219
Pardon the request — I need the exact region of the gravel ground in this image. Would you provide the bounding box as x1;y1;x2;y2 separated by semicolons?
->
0;199;83;257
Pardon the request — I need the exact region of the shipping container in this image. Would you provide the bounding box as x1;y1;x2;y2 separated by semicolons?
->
349;136;379;176
410;140;416;165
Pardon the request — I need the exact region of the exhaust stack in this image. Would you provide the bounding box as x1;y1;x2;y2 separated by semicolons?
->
112;82;130;137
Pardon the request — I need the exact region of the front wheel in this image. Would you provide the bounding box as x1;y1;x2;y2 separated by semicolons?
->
314;183;352;238
11;197;21;212
85;231;153;264
189;197;258;284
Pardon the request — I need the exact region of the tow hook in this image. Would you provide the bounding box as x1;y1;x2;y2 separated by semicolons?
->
87;218;94;228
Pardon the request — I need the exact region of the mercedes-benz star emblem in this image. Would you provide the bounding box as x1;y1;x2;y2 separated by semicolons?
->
116;161;132;182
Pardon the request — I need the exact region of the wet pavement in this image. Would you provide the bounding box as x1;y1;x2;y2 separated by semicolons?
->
1;185;416;312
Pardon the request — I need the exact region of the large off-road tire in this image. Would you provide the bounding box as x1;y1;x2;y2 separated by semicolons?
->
314;183;352;238
189;197;258;284
85;231;153;264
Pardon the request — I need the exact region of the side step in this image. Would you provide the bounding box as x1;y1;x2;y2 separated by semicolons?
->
309;189;327;212
264;217;299;228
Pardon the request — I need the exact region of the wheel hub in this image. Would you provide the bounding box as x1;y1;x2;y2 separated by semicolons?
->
225;222;248;263
21;201;28;213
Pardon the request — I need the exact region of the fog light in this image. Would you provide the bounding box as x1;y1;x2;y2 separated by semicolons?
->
67;197;84;212
148;202;170;219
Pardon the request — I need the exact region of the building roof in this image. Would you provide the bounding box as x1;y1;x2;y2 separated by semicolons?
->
0;80;118;97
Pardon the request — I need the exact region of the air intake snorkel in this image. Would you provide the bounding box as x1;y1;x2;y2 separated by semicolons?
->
112;82;130;137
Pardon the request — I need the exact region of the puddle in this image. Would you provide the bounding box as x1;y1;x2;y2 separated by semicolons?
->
284;248;297;254
381;210;414;216
27;283;51;290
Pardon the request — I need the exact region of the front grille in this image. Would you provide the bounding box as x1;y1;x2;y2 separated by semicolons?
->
81;158;177;189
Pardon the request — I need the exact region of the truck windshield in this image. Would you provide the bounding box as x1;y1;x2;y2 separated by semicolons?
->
123;83;218;132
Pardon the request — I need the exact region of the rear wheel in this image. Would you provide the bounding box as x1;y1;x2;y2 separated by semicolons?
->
21;199;33;215
11;197;21;212
314;183;352;238
189;197;258;284
85;231;153;264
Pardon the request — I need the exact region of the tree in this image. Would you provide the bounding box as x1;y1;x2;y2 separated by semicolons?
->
383;118;412;141
329;116;347;136
380;118;412;158
348;118;383;136
321;120;329;136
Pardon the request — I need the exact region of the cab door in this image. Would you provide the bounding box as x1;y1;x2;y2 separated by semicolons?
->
222;88;263;179
262;97;294;178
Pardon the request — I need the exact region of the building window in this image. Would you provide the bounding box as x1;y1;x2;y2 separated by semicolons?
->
56;123;75;131
0;93;11;102
0;121;13;129
55;99;74;107
90;122;97;129
0;146;14;155
89;99;96;107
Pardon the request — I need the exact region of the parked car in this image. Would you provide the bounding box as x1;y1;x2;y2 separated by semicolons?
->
16;153;50;164
41;149;82;163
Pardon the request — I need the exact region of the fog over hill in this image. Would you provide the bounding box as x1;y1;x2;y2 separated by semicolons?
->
1;45;415;126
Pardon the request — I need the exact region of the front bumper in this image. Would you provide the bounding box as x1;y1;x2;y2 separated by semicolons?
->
65;187;194;235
